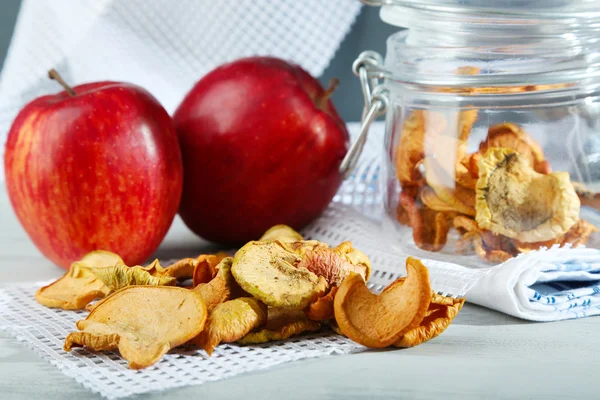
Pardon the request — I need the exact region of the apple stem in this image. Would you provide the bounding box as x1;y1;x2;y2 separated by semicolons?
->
48;69;76;96
316;78;340;109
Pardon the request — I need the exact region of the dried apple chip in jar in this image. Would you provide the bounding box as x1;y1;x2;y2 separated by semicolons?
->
394;110;427;187
424;156;476;217
480;123;549;174
514;219;597;252
400;192;454;252
476;148;580;243
194;297;267;356
231;241;327;310
64;286;207;369
237;307;321;344
333;257;431;348
395;294;465;348
452;216;517;262
573;182;600;210
35;250;123;310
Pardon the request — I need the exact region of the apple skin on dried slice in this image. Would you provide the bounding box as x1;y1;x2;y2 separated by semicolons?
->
333;257;431;349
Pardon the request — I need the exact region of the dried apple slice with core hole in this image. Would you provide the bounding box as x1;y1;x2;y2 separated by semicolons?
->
333;257;432;348
232;241;327;310
64;286;207;369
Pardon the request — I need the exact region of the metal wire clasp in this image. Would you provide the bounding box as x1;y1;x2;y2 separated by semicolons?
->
340;51;389;178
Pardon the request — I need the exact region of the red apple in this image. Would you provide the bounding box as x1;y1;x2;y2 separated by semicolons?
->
174;57;349;243
3;70;183;269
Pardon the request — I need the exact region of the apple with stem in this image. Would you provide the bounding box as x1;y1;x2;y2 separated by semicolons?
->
4;70;183;269
174;57;349;243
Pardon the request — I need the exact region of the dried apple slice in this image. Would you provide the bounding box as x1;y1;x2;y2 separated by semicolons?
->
514;219;597;252
476;148;580;242
195;297;267;356
400;192;454;252
394;110;427;187
424;156;476;217
395;294;465;348
305;287;338;321
91;261;176;290
295;244;370;287
333;257;432;348
573;182;600;210
192;253;229;287
237;307;321;344
480;123;548;174
64;286;207;369
259;225;304;242
333;241;372;282
194;257;245;311
420;186;458;213
231;241;327;310
35;250;123;310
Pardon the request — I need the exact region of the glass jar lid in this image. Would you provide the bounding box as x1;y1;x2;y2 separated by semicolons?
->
362;0;600;93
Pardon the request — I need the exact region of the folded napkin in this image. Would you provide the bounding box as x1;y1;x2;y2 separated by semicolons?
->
467;245;600;322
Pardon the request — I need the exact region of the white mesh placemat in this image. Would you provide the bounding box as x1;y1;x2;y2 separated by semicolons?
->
0;123;489;398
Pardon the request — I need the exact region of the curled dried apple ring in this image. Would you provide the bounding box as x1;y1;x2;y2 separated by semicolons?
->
333;257;431;349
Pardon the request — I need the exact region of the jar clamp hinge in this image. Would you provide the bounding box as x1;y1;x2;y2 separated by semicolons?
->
340;51;389;178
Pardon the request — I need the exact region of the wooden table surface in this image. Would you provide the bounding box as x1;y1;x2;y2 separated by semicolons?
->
1;186;597;400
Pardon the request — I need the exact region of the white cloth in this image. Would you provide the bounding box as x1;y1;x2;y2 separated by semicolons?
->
0;0;362;180
467;246;600;321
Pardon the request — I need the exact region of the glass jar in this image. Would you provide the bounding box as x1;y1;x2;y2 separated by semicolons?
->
346;0;600;267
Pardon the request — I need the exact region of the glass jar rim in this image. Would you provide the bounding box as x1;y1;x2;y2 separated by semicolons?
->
363;0;600;20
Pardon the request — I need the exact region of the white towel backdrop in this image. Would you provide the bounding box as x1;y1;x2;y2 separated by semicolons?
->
0;0;362;180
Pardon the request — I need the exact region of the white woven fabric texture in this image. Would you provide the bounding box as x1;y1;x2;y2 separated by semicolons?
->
0;0;362;179
0;122;488;399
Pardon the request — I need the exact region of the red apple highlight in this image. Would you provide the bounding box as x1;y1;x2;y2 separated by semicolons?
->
4;70;183;269
174;57;349;243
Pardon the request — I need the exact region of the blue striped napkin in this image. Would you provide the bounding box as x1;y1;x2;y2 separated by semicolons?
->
467;245;600;321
